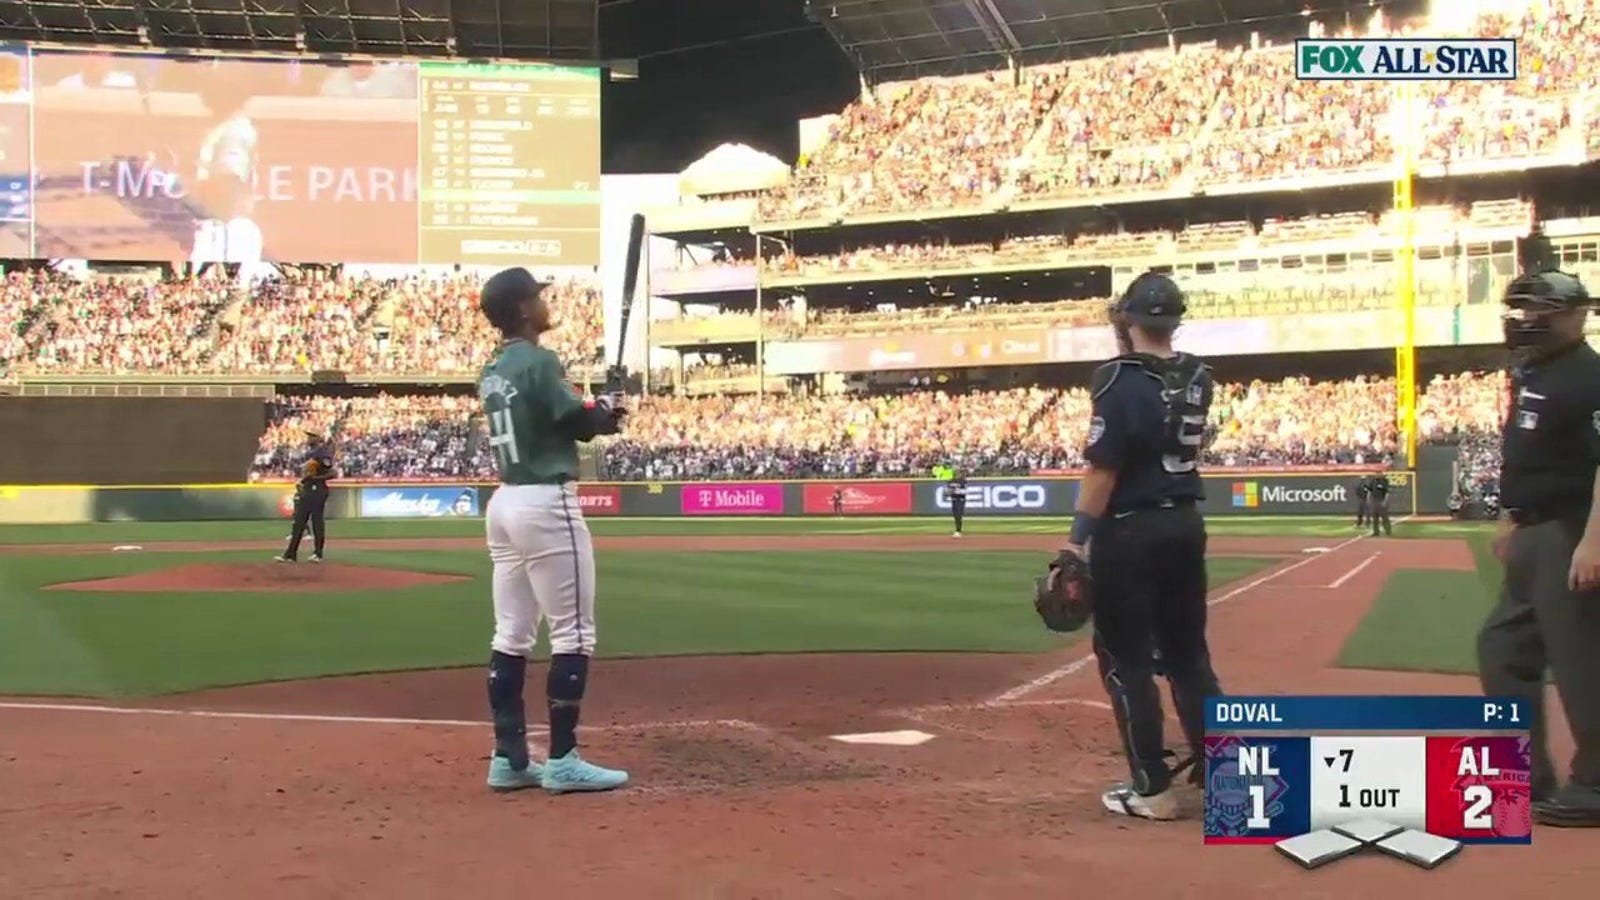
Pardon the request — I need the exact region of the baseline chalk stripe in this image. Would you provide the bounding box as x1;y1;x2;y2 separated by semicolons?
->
1327;552;1381;590
829;729;935;746
0;701;765;736
989;534;1370;704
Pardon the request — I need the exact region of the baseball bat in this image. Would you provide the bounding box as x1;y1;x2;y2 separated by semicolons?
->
606;212;647;396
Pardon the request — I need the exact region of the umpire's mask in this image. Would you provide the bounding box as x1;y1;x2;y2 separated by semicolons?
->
1502;270;1590;352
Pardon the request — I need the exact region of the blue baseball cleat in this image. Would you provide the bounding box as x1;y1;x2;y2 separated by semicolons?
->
541;750;629;795
486;756;543;793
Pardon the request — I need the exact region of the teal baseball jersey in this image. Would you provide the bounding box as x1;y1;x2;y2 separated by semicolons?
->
478;339;584;485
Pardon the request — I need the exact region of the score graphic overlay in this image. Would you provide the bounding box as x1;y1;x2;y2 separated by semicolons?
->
1203;696;1531;868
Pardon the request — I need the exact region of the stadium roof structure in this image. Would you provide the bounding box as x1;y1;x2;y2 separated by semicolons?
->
809;0;1427;82
0;0;597;61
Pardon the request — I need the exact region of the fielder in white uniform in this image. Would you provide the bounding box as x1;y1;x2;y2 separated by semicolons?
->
476;267;629;795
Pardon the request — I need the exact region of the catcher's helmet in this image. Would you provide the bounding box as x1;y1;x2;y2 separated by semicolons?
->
1502;269;1590;349
479;267;548;334
1112;271;1186;329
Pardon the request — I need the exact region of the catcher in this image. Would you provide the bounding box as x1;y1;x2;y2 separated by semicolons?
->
1036;272;1222;821
276;430;335;563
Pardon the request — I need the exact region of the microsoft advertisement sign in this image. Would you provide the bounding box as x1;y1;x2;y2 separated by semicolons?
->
1227;478;1397;514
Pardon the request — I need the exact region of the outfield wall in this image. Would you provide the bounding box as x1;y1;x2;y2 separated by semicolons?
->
0;397;266;485
0;472;1425;524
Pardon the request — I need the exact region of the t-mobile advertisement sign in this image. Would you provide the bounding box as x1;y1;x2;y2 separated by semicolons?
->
680;483;785;515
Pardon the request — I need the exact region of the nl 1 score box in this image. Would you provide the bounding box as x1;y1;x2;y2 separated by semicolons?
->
1202;695;1532;860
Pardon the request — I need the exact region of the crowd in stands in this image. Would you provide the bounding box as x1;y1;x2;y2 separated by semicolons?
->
2;271;603;378
759;2;1596;220
1418;370;1508;507
248;371;1509;483
250;393;493;481
743;199;1533;284
663;278;1476;346
684;197;1523;302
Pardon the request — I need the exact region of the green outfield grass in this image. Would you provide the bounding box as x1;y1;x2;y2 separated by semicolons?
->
0;541;1272;698
1336;531;1500;676
0;514;1485;545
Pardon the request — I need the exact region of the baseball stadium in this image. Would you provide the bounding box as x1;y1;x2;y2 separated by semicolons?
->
1;0;1597;895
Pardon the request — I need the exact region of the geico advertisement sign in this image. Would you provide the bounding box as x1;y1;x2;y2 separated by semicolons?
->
935;483;1048;511
1261;484;1348;504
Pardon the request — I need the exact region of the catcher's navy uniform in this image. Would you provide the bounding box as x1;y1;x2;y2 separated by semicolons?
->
1085;350;1222;798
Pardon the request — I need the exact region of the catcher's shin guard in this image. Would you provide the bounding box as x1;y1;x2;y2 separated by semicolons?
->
1094;634;1171;795
1164;653;1221;784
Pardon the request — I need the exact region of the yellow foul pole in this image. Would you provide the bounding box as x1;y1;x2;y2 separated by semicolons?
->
1393;81;1419;471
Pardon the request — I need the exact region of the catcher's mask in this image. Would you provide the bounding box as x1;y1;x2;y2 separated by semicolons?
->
1110;272;1186;354
1502;270;1590;351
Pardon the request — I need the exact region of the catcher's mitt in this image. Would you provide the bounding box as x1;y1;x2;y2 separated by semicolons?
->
1034;550;1092;633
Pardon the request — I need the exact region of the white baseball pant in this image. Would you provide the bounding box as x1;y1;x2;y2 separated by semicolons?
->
486;482;597;657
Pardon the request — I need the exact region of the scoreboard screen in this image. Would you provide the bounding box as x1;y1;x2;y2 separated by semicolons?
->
1204;695;1532;869
5;45;600;266
417;61;600;266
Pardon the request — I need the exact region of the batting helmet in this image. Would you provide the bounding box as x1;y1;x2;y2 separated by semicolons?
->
479;267;548;335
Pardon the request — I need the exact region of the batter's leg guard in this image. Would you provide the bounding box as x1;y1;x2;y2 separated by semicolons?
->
487;651;530;771
547;653;589;760
1094;633;1170;795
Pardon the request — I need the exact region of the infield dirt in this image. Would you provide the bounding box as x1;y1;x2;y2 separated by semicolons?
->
44;561;468;593
3;532;1593;897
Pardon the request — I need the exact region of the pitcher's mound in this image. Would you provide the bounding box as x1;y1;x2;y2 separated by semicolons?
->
47;562;468;593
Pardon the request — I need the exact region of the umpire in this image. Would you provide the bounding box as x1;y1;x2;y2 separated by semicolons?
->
1059;272;1222;821
276;430;334;563
1364;471;1392;537
1354;475;1370;528
1477;269;1600;827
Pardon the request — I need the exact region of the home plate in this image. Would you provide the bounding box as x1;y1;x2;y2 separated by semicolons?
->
1302;547;1331;554
829;729;935;747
